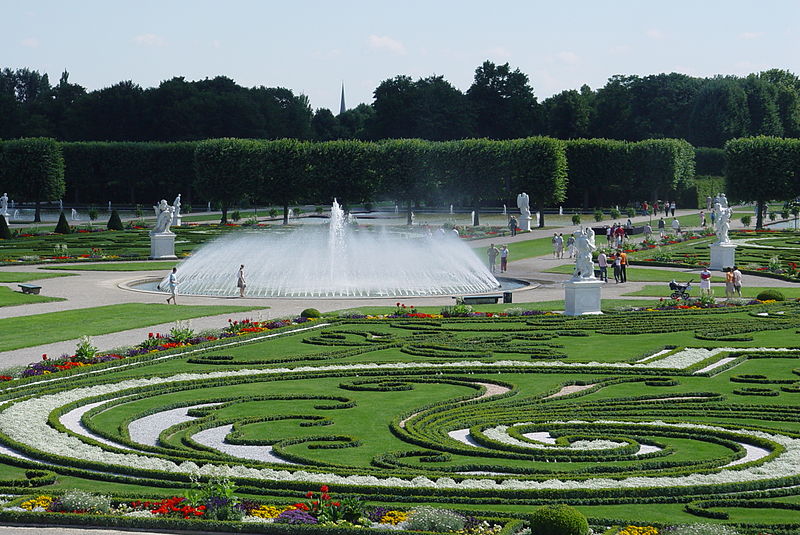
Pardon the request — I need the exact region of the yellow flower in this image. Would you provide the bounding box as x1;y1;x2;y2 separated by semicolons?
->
21;495;53;510
380;510;409;525
249;505;294;519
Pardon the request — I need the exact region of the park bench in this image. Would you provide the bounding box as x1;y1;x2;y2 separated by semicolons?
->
458;292;512;305
18;283;42;295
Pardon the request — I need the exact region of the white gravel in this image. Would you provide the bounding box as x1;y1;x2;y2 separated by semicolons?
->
128;403;221;447
190;424;294;464
60;400;136;451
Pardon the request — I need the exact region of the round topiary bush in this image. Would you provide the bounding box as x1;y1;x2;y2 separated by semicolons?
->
756;289;785;301
530;504;589;535
300;308;321;318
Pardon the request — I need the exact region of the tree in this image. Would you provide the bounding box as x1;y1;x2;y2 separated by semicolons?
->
376;139;434;224
688;77;750;147
368;75;418;139
311;108;341;141
412;76;474;140
726;137;800;229
194;139;260;223
467;61;540;139
338;103;374;139
629;139;695;202
543;89;591;139
258;139;310;224
504;137;568;228
307;141;378;209
591;75;635;140
565;139;631;208
1;138;65;222
742;75;783;137
63;81;148;141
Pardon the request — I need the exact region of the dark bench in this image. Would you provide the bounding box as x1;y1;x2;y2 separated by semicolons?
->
19;283;42;295
458;292;512;305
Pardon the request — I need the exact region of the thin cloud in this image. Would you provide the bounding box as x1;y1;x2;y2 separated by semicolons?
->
486;46;511;59
133;33;166;47
646;28;665;40
739;32;762;40
367;34;406;55
211;39;222;49
20;37;39;48
556;51;579;65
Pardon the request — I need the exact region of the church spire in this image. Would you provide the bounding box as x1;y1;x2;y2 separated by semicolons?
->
339;82;346;115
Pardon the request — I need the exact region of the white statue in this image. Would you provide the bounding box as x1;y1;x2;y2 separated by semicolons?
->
152;199;174;235
0;193;8;216
714;202;732;244
516;192;531;220
572;227;597;280
172;194;181;217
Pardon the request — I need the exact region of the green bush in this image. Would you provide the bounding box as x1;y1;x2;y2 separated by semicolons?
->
300;308;321;318
55;489;111;514
106;209;124;230
0;213;11;239
54;211;71;234
756;289;785;301
529;504;588;535
610;208;621;219
740;215;751;227
571;213;581;225
593;210;604;222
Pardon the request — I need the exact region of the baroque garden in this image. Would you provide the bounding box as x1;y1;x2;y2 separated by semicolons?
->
0;136;799;535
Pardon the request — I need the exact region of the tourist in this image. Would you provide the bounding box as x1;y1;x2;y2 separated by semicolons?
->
642;200;649;216
597;250;608;282
670;201;676;217
487;243;500;273
653;200;660;214
619;249;628;283
724;267;735;298
671;218;681;235
500;245;509;272
614;224;626;248
237;264;246;297
556;233;564;259
508;216;518;237
699;266;712;297
700;210;706;227
605;225;612;244
612;252;622;283
566;234;576;258
706;196;713;211
552;233;559;257
166;267;178;304
644;223;652;238
732;265;743;297
664;201;670;217
710;210;716;226
658;217;665;237
625;218;633;229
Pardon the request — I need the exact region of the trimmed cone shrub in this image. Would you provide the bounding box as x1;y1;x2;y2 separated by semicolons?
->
107;209;124;230
756;289;785;301
530;504;589;535
300;308;321;318
0;214;10;239
54;211;71;234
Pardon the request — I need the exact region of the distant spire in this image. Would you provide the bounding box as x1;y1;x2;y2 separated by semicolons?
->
339;82;346;115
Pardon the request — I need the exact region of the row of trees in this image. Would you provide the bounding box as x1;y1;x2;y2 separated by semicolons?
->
2;136;700;224
4;64;800;147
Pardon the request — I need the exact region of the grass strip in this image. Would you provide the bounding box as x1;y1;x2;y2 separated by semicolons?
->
42;261;179;272
0;286;65;308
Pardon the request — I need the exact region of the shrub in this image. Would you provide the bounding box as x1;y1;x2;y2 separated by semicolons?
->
571;213;581;225
106;209;124;230
756;289;785;301
55;489;111;514
403;506;466;532
301;308;321;318
54;211;71;234
665;524;742;535
610;208;621;219
529;504;588;535
231;210;241;222
0;213;10;239
740;215;751;227
88;208;98;222
593;210;604;222
626;207;636;218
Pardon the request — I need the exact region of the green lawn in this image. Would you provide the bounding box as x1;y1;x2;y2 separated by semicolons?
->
623;284;800;299
42;261;179;272
0;303;266;351
0;271;74;282
0;286;65;308
472;236;557;261
544;263;726;282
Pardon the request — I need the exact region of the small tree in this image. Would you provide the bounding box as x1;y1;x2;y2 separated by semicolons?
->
610;208;621;219
106;209;124;230
0;215;11;239
2;138;65;223
593;209;604;222
54;212;71;234
571;213;581;225
741;215;752;227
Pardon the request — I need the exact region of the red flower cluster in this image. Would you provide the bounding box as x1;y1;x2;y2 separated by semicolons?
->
0;376;12;381
136;497;206;519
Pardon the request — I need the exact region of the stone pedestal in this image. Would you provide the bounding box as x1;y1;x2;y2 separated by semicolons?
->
520;216;532;232
709;242;736;271
150;232;177;260
563;278;603;316
172;214;182;227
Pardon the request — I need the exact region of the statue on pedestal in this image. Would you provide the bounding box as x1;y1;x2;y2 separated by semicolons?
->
572;227;597;280
517;192;532;231
172;194;182;226
0;193;8;216
152;199;174;235
713;201;732;245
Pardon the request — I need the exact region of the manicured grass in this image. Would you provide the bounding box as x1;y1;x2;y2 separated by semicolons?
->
0;271;73;282
471;236;557;261
544;263;726;282
0;286;65;308
623;284;800;299
0;303;266;351
42;261;179;272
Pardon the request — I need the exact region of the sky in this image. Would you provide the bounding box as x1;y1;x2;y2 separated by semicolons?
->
4;0;800;112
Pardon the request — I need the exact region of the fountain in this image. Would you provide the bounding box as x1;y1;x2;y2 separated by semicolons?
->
157;200;500;298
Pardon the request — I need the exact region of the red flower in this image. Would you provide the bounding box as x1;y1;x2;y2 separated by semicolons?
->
332;501;341;506
306;491;314;498
42;354;48;360
320;484;329;492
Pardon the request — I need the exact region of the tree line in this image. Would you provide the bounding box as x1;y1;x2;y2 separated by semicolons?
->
2;64;800;147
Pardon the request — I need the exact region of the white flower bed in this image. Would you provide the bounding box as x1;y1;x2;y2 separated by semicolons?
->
1;364;798;491
483;425;626;450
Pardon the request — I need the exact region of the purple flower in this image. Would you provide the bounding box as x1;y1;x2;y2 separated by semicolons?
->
274;508;318;524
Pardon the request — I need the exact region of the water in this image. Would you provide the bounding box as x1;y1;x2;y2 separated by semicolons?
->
158;200;500;298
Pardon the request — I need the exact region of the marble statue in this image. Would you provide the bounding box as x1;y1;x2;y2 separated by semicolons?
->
516;192;531;220
171;194;182;225
713;201;732;244
0;192;8;216
152;199;174;234
572;227;597;280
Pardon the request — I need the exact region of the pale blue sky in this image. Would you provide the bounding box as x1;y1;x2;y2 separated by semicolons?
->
4;0;799;111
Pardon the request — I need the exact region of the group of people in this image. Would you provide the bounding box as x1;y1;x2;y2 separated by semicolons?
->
604;224;630;248
487;243;510;273
698;265;743;298
164;264;247;304
595;250;628;283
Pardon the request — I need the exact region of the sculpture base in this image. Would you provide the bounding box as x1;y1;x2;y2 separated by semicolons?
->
172;215;182;227
520;216;532;232
563;278;603;316
709;243;736;271
150;232;177;260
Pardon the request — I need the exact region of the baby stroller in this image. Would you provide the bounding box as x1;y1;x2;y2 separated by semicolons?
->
669;279;693;300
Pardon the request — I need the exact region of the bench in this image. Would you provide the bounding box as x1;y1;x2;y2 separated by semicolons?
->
19;283;42;295
458;293;511;305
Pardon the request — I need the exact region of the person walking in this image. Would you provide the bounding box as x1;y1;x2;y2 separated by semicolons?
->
700;211;706;227
699;266;712;297
619;250;628;283
732;265;743;297
664;201;670;217
552;233;559;258
487;243;500;273
670;201;676;217
672;218;681;235
612;252;622;283
508;216;517;237
724;267;735;298
658;217;665;237
237;264;247;297
499;244;509;272
597;250;608;282
165;267;178;304
606;225;612;244
566;234;576;258
556;233;564;259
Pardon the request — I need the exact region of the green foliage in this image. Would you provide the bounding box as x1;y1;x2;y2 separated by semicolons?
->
54;212;71;234
74;335;98;362
565;139;631;208
55;490;111;514
0;214;10;239
593;210;604;222
505;137;568;226
571;213;581;225
88;208;98;222
740;215;752;227
626;208;636;218
529;504;589;535
630;138;696;201
106;209;123;230
610;208;621;219
1;138;65;222
694;147;727;176
231;210;241;222
404;506;466;532
756;289;785;301
301;308;321;318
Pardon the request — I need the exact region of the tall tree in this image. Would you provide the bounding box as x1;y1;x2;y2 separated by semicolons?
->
368;75;418;139
467;61;540;139
591;75;636;140
311;108;341;141
742;75;784;137
688;77;750;147
1;138;65;222
194;138;260;223
543;89;591;139
504;137;568;227
258;139;310;224
377;139;433;224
